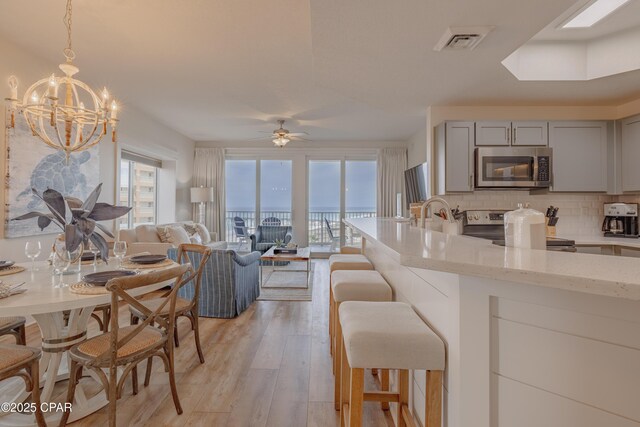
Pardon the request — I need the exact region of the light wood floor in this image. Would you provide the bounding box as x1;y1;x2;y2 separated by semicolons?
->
5;260;394;427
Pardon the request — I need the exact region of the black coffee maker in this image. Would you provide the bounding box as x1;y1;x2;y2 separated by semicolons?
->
602;203;639;238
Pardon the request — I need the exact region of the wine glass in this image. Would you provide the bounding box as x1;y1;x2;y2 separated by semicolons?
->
84;240;99;270
52;251;70;282
113;241;127;269
25;241;41;271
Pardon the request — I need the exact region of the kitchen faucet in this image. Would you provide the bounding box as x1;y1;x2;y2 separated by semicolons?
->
419;197;455;229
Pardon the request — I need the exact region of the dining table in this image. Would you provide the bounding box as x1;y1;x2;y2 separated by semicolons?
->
0;259;175;426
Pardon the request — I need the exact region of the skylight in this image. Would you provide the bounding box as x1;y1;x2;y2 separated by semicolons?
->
563;0;631;28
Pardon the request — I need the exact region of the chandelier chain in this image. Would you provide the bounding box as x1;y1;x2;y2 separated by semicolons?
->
63;0;75;63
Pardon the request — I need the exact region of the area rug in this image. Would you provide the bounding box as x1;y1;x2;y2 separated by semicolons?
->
257;262;314;301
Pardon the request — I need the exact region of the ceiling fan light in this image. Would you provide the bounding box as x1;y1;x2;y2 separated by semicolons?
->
273;136;290;147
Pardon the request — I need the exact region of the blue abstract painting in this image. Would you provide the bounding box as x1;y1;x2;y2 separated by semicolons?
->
4;113;100;238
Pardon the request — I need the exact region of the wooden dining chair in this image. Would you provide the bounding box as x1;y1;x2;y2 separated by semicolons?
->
90;304;112;333
0;316;27;345
58;264;191;427
130;244;212;362
0;344;46;426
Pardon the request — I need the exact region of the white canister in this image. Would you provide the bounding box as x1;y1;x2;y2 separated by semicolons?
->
504;203;546;250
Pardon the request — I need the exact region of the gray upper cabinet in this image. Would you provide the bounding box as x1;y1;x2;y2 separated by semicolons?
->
549;121;608;192
621;115;640;192
476;121;548;146
436;122;474;193
512;121;548;146
475;121;511;146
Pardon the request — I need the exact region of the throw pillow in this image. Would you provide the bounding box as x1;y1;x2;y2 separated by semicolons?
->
194;223;212;244
159;226;191;245
182;223;198;236
157;227;171;243
190;233;203;245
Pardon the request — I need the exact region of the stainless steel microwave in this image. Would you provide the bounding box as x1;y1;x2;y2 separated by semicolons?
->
475;147;552;188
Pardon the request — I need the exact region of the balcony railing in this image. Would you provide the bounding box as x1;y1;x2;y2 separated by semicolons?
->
225;210;376;245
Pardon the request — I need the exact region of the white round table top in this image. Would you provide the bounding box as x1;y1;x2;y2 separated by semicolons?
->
0;261;174;317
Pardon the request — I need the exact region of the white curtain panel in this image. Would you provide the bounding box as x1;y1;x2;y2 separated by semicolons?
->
377;147;408;217
192;147;226;239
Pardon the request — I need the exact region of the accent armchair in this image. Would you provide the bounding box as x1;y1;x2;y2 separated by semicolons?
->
168;247;261;318
250;225;293;253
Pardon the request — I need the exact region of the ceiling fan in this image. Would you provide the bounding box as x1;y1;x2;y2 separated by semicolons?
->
255;120;310;147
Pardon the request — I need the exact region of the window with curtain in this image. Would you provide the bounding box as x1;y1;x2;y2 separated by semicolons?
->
118;151;161;229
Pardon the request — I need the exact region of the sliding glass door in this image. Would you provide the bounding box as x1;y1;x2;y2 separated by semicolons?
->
225;160;257;242
225;159;293;242
260;160;292;226
308;160;341;247
308;159;376;250
345;160;377;245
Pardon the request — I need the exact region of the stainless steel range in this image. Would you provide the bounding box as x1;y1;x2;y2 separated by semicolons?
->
462;209;576;251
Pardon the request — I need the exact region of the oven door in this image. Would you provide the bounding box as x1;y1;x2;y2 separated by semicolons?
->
475;148;539;188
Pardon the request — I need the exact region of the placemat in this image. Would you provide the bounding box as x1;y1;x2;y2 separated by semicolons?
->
0;266;26;276
69;281;109;295
121;258;176;270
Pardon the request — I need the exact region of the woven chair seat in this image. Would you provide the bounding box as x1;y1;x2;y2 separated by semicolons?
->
0;345;39;370
0;316;25;332
72;326;164;360
130;297;192;319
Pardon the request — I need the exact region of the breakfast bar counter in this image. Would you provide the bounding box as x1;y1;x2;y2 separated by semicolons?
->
345;217;640;427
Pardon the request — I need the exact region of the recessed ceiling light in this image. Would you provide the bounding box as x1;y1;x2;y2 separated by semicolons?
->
563;0;631;28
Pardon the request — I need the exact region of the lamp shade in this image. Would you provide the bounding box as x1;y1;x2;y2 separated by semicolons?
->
190;186;214;203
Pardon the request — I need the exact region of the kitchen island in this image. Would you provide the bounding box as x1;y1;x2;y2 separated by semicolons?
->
345;217;640;427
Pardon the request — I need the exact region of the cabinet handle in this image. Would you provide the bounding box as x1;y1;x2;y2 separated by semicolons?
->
513;128;517;144
506;128;510;143
469;175;473;188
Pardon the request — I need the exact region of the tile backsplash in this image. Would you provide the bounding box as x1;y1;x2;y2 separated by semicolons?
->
441;191;640;237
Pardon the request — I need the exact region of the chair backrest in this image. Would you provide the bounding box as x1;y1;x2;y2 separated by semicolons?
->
176;244;212;306
324;217;334;240
262;217;281;226
256;225;291;243
233;216;245;226
233;225;248;238
102;264;191;364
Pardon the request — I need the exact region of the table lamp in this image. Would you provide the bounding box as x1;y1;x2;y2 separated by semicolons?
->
190;186;214;224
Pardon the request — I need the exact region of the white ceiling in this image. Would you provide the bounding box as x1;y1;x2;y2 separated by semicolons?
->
1;0;639;142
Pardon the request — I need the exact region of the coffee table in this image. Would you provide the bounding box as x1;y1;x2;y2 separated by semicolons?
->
260;246;311;289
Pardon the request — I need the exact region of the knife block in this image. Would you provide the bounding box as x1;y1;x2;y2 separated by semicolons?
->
545;218;557;237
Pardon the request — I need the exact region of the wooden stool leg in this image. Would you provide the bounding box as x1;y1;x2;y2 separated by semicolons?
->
397;369;410;427
329;286;334;356
380;369;390;410
340;341;350;427
349;368;365;427
334;307;342;410
333;301;341;376
425;370;443;427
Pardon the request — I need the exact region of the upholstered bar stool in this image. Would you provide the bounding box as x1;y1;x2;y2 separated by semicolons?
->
339;301;445;427
331;270;393;410
328;253;373;356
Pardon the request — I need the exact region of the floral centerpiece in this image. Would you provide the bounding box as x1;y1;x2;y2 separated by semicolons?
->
12;183;131;262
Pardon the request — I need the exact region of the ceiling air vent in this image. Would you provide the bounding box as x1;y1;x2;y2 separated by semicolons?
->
434;26;495;51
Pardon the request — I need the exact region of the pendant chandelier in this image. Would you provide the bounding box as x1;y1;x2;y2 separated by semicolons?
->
5;0;119;159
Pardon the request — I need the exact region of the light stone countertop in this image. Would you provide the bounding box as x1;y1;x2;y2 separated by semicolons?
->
345;217;640;301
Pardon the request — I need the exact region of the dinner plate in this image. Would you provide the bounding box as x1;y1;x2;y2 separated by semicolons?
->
0;261;15;269
82;270;137;286
81;253;101;262
129;255;167;265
